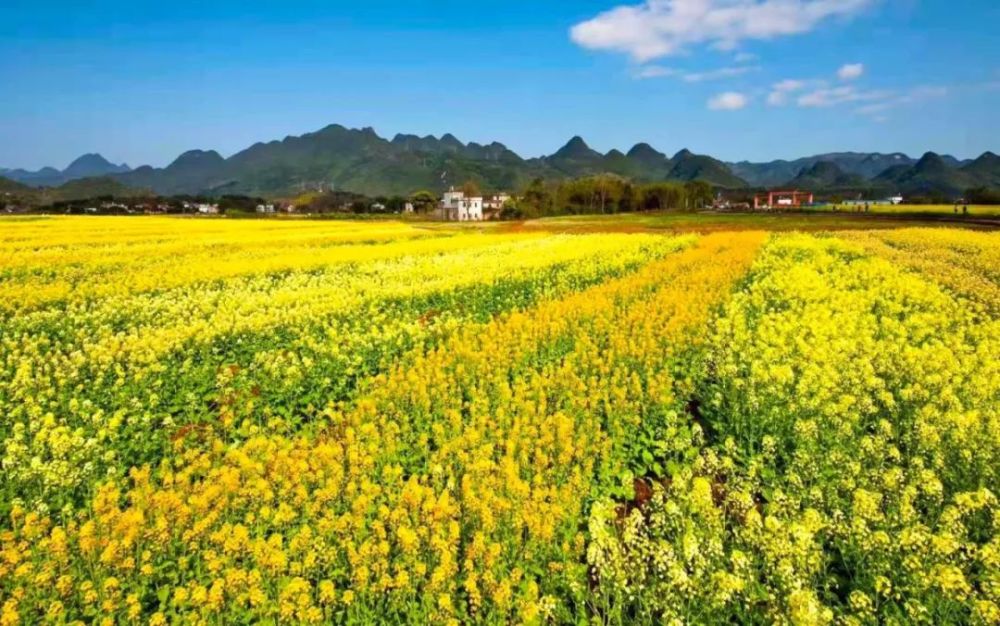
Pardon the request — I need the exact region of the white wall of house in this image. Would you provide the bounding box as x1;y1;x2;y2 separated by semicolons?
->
458;197;483;221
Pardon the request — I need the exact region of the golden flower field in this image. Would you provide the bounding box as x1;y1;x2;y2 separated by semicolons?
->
0;216;997;625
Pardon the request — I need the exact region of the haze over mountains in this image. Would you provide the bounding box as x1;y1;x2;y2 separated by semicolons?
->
2;124;998;199
1;154;131;187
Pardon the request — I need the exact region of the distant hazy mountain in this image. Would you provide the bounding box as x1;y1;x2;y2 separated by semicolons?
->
729;152;920;187
63;154;131;179
2;166;65;187
3;154;131;186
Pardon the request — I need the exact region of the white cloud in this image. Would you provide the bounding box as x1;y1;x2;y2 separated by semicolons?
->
766;79;808;105
837;62;865;80
708;91;749;110
734;51;758;63
570;0;875;62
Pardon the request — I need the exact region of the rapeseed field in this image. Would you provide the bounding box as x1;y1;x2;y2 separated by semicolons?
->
0;217;996;625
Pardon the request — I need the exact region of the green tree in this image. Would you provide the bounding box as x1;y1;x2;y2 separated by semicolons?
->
640;182;685;211
409;190;438;213
520;177;553;217
683;180;714;210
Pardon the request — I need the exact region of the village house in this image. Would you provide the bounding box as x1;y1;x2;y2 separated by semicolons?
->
439;188;513;221
439;187;484;221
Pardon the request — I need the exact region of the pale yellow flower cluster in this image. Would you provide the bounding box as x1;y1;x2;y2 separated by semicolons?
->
838;228;1000;315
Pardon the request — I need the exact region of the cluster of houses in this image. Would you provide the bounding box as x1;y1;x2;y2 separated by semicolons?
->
4;187;516;218
434;188;512;221
74;200;223;215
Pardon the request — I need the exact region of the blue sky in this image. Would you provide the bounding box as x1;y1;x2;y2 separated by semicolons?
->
1;0;998;169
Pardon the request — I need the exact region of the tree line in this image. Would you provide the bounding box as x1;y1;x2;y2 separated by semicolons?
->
501;175;715;219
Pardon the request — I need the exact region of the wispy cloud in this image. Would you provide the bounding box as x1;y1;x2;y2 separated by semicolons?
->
570;0;875;62
764;62;949;118
766;78;810;105
767;64;893;110
634;64;760;82
798;85;890;107
632;65;679;79
837;63;865;80
682;65;761;82
853;85;948;115
708;91;749;111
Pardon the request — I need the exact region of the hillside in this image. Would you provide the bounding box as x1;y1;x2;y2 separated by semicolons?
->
0;175;149;207
0;175;31;193
961;151;1000;187
668;149;747;188
45;176;149;202
785;161;869;190
873;152;976;196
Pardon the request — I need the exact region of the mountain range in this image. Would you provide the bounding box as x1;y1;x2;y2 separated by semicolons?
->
54;125;743;197
2;124;998;199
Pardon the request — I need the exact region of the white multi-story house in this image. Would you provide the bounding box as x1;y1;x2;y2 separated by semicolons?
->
439;188;484;221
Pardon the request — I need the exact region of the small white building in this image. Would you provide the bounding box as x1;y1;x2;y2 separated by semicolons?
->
256;203;276;214
183;201;219;214
458;196;483;221
439;188;484;221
